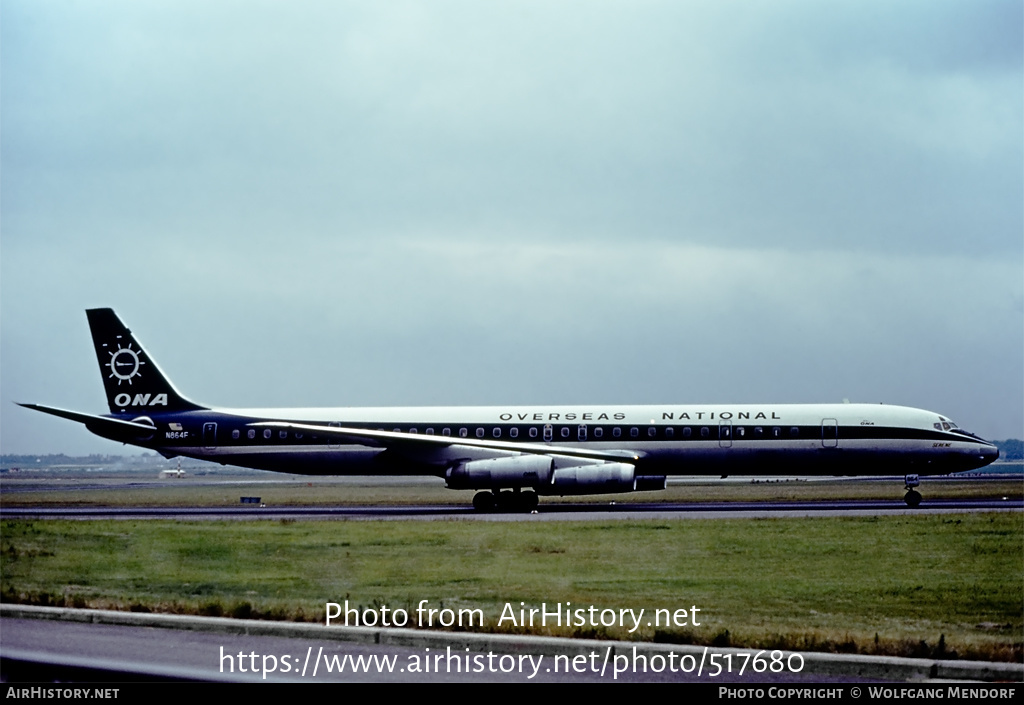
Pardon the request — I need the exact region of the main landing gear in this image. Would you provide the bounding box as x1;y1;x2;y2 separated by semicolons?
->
472;489;539;513
903;474;922;507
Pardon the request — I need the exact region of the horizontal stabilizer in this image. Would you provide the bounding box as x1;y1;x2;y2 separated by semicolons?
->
18;403;158;441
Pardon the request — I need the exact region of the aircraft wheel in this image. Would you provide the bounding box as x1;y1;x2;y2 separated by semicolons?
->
494;490;516;512
473;491;495;512
904;490;922;507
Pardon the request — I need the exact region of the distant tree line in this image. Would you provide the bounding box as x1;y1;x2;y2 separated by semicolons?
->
993;439;1023;461
0;453;158;469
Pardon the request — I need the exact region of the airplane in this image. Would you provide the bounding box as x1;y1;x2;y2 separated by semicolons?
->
19;308;999;511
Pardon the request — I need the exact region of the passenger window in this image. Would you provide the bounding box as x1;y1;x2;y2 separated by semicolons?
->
248;429;256;439
665;427;674;438
408;428;417;434
682;427;691;438
630;427;639;438
772;427;781;438
790;427;799;437
442;428;451;436
754;427;763;438
594;427;603;438
560;427;570;438
459;428;468;438
736;427;744;438
648;426;657;437
264;429;271;439
493;428;501;438
510;428;518;438
476;428;485;438
613;427;621;438
279;431;287;439
232;429;240;440
529;427;538;438
426;428;434;435
701;427;710;438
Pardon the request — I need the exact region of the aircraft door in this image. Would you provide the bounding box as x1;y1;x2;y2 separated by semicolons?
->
718;422;732;448
203;422;217;448
543;424;553;442
821;418;838;448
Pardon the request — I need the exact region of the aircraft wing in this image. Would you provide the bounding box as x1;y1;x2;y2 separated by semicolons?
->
249;420;640;462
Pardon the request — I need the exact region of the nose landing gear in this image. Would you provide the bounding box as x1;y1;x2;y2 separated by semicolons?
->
903;474;922;507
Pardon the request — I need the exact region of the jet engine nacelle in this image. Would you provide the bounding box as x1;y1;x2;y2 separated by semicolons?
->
447;457;667;496
446;455;555;489
542;462;638;495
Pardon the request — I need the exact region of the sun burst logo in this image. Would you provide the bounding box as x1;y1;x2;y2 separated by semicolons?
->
106;341;145;385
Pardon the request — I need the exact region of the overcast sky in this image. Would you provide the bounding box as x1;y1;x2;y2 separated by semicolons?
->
2;0;1021;455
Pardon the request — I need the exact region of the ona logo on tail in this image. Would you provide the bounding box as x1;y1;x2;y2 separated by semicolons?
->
84;309;205;414
113;393;169;407
105;342;146;384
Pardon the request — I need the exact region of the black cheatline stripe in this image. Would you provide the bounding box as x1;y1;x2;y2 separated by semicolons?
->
145;416;991;449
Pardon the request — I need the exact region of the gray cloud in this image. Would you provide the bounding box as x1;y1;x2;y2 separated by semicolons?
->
2;1;1021;453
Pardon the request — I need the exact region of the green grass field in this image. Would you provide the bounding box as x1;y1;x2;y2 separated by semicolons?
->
2;513;1020;662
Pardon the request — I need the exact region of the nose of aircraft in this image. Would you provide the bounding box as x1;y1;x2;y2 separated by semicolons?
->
963;442;1000;471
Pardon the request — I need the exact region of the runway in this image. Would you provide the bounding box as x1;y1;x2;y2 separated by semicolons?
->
1;496;1019;521
3;490;1020;684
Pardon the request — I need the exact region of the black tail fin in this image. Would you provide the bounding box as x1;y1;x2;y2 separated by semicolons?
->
86;308;205;413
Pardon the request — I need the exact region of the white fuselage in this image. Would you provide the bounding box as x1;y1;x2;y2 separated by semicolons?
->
148;402;997;481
